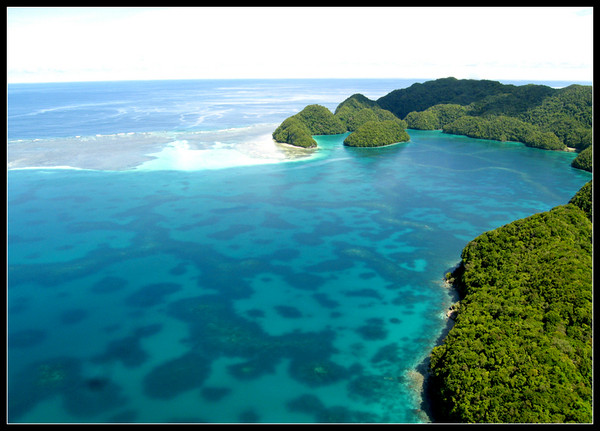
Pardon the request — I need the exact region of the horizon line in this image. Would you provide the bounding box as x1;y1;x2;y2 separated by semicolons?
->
7;77;593;86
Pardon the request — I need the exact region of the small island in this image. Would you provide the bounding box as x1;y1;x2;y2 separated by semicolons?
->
273;95;410;149
342;120;409;147
272;104;346;148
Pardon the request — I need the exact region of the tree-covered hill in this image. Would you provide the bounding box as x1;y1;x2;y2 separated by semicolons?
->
335;93;399;132
272;104;346;148
404;104;470;130
393;78;592;166
273;96;410;149
272;116;318;148
343;119;409;147
468;83;556;118
428;181;593;423
442;115;565;150
294;104;347;136
520;85;593;151
376;77;510;119
571;145;592;172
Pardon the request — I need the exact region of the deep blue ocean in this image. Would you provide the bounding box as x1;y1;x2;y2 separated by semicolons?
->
7;79;592;423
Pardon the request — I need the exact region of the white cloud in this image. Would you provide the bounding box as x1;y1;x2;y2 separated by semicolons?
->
7;7;593;83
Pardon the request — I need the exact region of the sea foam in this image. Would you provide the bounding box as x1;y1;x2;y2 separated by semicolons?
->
7;125;314;172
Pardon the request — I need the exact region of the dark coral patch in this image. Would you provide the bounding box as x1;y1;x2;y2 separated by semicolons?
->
91;276;128;294
143;351;211;399
239;409;260;423
227;355;280;381
62;376;127;418
312;293;339;309
288;358;350;388
274;305;302;318
371;343;400;365
107;409;138;423
125;282;181;307
246;308;265;319
356;318;388;340
344;288;382;299
200;386;231;402
281;271;327;291
270;248;300;261
9;329;46;349
347;374;398;404
59;308;88;325
287;393;377;423
93;324;162;368
8;356;126;421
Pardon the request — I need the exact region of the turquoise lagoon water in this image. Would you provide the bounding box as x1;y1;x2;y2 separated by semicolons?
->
7;80;591;423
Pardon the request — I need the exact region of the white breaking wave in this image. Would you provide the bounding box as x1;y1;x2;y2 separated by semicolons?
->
134;139;282;171
7;165;92;171
7;125;317;172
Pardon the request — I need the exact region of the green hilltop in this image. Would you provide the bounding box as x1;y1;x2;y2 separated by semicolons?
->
273;95;410;149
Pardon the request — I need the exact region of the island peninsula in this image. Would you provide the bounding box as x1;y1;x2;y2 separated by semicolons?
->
428;180;592;423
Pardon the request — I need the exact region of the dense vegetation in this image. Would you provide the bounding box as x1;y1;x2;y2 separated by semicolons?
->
343;120;410;147
377;78;592;169
467;83;556;118
273;96;410;148
376;77;509;119
428;181;593;423
272;104;346;148
335;93;400;131
272;116;318;148
568;180;592;220
571;146;592;172
295;104;347;136
521;85;593;151
442;115;565;150
272;77;592;169
405;104;469;130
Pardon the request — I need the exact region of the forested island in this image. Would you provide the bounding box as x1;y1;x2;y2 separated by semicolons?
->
272;77;592;172
272;96;409;148
273;78;593;423
428;181;592;423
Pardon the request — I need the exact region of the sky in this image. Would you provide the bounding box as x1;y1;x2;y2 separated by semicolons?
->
6;6;594;84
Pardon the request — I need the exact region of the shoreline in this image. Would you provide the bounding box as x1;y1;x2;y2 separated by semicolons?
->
410;270;462;423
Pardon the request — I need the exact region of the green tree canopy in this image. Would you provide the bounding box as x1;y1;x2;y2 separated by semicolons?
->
272;116;318;148
343;120;410;147
442;115;565;150
405;104;470;130
571;145;592;172
569;181;592;220
377;77;510;119
520;85;592;150
335;94;400;131
272;104;345;148
294;104;347;135
429;183;593;423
